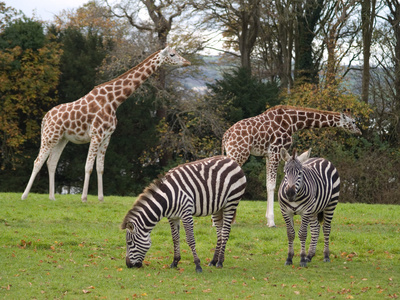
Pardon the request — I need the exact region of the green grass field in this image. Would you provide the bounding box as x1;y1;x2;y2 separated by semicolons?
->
1;193;399;299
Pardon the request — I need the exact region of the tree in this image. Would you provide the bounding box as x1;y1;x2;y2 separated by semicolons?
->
207;67;280;123
294;0;325;84
360;0;378;104
0;18;61;169
257;0;295;89
193;0;261;72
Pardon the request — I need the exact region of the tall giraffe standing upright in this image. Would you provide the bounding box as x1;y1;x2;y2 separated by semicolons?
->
222;105;361;227
22;46;190;202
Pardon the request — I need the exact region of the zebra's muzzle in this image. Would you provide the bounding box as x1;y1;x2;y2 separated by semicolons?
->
286;185;296;201
126;256;142;268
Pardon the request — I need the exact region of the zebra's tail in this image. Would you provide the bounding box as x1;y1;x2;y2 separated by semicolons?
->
317;211;324;224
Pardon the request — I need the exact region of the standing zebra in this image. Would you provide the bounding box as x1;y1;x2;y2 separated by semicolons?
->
121;156;247;273
278;148;340;267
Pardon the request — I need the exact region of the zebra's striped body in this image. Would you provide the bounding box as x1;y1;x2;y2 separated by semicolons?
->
121;156;247;272
278;149;340;267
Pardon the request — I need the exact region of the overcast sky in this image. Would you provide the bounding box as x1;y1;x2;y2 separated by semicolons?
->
8;0;91;21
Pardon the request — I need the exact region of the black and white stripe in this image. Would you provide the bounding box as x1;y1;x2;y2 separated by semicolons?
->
121;156;247;272
278;148;340;267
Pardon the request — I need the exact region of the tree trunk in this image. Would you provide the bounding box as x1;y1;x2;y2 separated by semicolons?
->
294;0;324;85
361;0;376;104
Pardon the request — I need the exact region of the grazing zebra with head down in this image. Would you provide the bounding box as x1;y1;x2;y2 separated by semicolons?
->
121;156;247;273
278;148;340;267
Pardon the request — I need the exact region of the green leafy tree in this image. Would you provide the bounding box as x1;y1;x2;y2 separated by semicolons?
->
0;18;61;170
207;67;280;124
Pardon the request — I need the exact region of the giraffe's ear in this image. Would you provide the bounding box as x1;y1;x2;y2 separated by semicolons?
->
298;148;311;163
160;45;171;56
280;148;291;162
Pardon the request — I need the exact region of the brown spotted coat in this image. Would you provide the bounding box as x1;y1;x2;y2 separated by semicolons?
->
222;105;361;227
22;47;190;202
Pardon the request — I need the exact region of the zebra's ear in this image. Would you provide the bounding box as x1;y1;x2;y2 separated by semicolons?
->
121;220;136;233
280;148;291;162
125;222;136;233
298;148;311;163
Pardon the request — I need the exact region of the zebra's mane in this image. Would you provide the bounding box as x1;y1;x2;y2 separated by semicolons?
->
129;173;169;210
121;176;165;229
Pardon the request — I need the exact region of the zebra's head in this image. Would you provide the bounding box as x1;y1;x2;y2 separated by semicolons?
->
121;221;151;268
338;109;362;135
281;148;311;202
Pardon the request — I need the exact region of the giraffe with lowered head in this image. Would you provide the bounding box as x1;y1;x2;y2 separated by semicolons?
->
222;105;361;227
22;46;191;202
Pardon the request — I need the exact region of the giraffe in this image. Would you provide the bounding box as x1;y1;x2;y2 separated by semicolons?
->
222;105;361;227
22;46;190;202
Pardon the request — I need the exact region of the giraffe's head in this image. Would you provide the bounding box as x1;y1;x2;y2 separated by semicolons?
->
160;46;191;66
280;148;311;202
339;109;362;135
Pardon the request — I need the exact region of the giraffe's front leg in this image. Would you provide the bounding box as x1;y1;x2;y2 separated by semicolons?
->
265;155;280;227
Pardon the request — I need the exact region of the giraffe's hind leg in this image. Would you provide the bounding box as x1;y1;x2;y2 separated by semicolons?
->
22;142;53;200
47;138;68;200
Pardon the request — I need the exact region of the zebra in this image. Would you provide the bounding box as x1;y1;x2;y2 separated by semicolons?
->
278;148;340;267
121;155;247;273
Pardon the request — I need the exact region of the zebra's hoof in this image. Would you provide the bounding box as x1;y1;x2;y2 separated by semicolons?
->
216;262;223;268
195;266;203;273
285;260;292;266
323;257;330;263
300;261;308;267
208;261;216;267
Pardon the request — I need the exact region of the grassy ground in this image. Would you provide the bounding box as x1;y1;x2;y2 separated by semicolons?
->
1;193;399;299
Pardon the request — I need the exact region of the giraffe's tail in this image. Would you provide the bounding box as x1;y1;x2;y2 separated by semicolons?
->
221;128;231;155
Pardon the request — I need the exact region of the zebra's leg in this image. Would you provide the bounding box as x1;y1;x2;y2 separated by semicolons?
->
209;210;223;267
322;211;334;262
298;216;310;267
168;218;181;268
282;212;295;265
181;215;202;273
306;216;320;263
216;208;236;268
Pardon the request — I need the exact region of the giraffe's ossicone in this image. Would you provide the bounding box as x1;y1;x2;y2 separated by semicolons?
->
22;46;190;202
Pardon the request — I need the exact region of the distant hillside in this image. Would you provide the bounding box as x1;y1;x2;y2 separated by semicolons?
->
181;55;239;93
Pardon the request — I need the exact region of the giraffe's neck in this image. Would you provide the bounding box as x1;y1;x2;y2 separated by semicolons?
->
91;50;163;110
285;107;341;133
